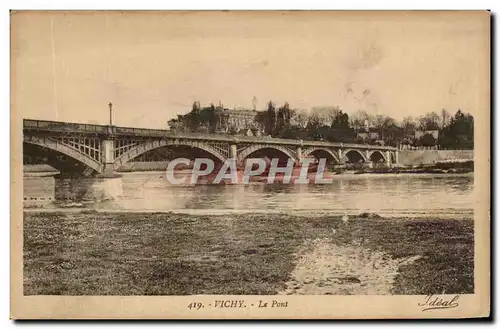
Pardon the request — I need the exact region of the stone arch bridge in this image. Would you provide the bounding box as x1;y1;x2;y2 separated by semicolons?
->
23;119;398;177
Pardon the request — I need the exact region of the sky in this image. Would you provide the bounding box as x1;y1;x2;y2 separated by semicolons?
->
11;11;489;128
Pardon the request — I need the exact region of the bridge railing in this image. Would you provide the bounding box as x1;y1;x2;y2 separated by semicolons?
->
24;119;108;134
114;126;173;137
23;119;397;151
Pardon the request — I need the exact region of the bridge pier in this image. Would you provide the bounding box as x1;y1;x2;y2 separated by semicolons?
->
101;138;118;177
230;143;237;160
52;137;124;201
54;175;123;201
337;149;343;164
385;150;392;168
296;146;302;162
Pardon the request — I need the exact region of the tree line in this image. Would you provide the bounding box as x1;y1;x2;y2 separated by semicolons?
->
168;101;474;150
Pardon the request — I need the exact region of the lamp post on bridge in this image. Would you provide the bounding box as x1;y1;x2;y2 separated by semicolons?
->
102;101;116;176
108;102;113;126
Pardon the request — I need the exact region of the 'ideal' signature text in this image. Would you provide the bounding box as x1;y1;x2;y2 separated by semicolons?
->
418;294;460;312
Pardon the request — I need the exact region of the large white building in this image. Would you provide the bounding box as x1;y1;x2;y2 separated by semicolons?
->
217;108;261;134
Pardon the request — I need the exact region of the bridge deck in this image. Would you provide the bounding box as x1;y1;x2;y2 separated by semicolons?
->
23;119;397;151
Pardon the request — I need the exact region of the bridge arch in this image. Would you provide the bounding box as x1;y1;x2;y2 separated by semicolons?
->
302;147;340;164
237;144;299;164
368;150;387;163
343;149;367;163
113;139;226;170
23;135;102;174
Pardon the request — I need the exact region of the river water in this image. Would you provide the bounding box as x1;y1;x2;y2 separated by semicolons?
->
24;172;474;218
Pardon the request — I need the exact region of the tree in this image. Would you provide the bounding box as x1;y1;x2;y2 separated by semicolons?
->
197;124;210;134
330;110;354;142
167;100;475;150
310;106;341;127
401;116;417;133
372;114;396;129
418;112;440;131
291;109;309;129
419;133;436;147
437;109;474;149
168;114;187;131
331;110;350;130
253;101;280;136
349;110;372;130
205;106;218;133
451;109;474;149
273;102;295;137
255;111;269;134
441;109;452;128
192;101;201;113
266;101;277;136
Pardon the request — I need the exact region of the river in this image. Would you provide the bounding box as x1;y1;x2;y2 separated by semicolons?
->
23;172;474;218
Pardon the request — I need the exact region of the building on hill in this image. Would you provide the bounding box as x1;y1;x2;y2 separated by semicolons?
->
168;103;262;135
216;107;261;134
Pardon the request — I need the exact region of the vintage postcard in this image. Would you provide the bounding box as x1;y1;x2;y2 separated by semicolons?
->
10;10;490;319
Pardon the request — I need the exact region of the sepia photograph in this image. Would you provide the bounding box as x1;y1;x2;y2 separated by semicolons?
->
10;10;490;319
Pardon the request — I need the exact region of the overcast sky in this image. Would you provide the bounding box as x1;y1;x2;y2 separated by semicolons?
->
12;11;489;128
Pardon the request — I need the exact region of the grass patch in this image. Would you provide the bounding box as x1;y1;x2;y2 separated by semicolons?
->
23;211;473;295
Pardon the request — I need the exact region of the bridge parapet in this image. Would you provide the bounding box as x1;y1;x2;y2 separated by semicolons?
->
23;119;396;151
24;119;109;134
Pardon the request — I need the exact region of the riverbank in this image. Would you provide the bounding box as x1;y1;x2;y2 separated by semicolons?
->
351;161;474;175
23;211;473;295
397;150;473;166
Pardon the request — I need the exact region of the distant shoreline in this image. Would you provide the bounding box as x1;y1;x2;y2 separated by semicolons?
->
23;167;474;176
